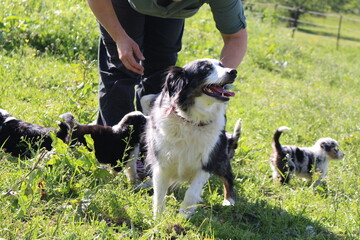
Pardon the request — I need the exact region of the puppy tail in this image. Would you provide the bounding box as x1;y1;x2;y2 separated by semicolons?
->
231;118;242;143
272;126;290;153
112;111;147;133
226;118;242;160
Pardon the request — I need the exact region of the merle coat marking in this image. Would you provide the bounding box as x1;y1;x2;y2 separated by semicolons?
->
270;126;345;185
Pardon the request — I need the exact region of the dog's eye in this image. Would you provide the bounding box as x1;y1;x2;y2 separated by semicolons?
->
333;146;339;152
202;63;213;72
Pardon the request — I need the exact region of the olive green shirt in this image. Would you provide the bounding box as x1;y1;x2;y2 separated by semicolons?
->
128;0;247;34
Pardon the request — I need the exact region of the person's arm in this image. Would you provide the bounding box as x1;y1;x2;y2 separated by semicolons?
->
220;28;248;69
87;0;145;74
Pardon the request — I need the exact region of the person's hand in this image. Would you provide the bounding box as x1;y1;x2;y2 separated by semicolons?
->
116;35;145;75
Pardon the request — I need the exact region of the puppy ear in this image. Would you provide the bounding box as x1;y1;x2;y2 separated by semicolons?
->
163;66;188;97
57;121;69;130
56;121;71;144
320;142;331;151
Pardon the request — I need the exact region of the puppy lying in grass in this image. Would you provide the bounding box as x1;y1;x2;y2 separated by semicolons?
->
0;108;72;158
270;126;345;185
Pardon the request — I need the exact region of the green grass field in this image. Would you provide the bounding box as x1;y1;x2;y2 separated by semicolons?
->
295;11;360;43
1;1;359;239
242;2;360;45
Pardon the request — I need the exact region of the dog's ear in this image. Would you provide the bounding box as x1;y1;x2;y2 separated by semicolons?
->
56;121;71;144
163;66;188;97
57;121;70;131
320;141;332;151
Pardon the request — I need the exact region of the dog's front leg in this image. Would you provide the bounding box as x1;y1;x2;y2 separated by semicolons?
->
179;171;210;217
152;166;171;217
312;171;326;187
124;159;137;184
124;146;140;184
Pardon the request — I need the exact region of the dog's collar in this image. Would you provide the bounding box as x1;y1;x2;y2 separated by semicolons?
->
164;106;212;127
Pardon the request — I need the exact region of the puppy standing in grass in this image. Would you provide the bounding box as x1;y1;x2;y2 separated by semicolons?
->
270;126;345;185
144;58;239;217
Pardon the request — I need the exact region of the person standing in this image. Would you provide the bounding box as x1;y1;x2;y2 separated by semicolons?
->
87;0;247;126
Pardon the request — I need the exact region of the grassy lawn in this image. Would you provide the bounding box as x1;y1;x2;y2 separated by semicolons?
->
1;1;359;239
242;2;360;44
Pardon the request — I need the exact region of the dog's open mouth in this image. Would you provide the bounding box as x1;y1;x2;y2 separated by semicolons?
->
202;84;235;101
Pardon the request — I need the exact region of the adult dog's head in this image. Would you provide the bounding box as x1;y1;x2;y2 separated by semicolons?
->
161;59;237;113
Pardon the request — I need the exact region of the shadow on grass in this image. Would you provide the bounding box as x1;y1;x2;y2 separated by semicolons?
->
182;174;343;239
189;194;342;239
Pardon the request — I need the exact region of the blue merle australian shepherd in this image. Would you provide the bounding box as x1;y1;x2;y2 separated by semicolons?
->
270;126;345;185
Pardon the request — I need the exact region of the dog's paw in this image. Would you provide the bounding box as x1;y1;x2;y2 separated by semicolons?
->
179;206;196;218
134;179;153;193
222;198;235;206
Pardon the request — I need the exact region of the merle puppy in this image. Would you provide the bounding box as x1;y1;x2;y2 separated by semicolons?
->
0;108;71;157
270;126;345;185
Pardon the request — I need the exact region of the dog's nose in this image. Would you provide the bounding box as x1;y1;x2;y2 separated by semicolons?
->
229;69;237;78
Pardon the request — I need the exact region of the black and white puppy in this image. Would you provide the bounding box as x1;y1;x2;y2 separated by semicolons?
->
270;126;345;185
145;58;238;217
60;111;147;183
0;108;71;158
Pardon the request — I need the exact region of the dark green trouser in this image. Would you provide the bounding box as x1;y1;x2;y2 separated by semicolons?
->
96;0;184;126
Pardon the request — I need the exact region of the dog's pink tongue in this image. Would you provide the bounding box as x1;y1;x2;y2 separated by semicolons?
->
210;86;235;97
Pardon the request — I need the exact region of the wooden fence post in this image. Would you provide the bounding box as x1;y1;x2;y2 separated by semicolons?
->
336;15;343;50
291;7;300;38
271;4;278;26
294;7;300;27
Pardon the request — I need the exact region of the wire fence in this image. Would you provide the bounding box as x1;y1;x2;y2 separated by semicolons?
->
243;2;360;49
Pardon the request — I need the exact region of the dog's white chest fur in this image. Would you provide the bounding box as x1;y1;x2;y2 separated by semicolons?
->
144;58;238;217
150;103;225;182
